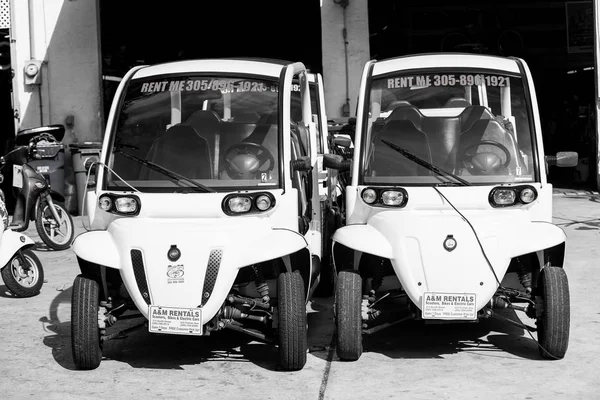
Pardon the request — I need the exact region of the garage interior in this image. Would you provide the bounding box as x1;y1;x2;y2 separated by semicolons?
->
98;0;596;189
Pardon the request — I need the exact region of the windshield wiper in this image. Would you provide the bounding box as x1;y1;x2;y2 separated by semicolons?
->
115;149;216;193
380;139;471;186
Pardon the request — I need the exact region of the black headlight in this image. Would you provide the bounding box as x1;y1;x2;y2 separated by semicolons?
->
222;192;276;215
98;193;141;216
360;187;408;208
489;185;537;208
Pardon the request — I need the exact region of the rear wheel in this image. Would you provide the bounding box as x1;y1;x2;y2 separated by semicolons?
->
1;249;44;297
536;266;570;359
277;270;307;371
335;270;363;361
71;275;103;370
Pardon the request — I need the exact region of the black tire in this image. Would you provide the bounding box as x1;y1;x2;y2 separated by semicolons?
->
336;270;363;361
536;266;570;360
71;275;103;370
35;200;75;251
315;205;335;297
277;270;307;371
1;249;44;297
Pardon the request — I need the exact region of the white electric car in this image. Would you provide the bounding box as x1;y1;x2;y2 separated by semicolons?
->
324;53;578;362
70;58;334;371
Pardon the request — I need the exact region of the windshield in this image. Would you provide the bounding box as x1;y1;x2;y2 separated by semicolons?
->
362;69;536;185
106;75;286;192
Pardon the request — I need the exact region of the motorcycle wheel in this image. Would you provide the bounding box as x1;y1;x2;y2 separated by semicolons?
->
35;200;75;251
1;249;44;297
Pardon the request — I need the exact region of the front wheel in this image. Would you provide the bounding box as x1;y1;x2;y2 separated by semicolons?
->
536;266;570;359
71;275;103;370
277;270;308;371
1;249;44;297
35;200;75;251
335;270;363;361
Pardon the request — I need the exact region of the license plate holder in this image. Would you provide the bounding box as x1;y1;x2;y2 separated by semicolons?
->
148;306;203;335
422;292;477;320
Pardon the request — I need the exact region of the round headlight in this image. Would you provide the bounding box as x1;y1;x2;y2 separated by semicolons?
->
519;187;537;204
255;194;272;211
381;190;404;206
115;197;138;213
99;195;112;211
491;189;517;206
362;188;377;204
228;196;252;213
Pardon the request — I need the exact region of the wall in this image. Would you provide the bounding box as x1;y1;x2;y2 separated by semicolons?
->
11;0;103;142
321;0;370;119
10;0;103;213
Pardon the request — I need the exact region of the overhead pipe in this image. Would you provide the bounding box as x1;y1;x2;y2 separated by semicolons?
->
28;0;43;126
594;0;600;190
335;0;351;117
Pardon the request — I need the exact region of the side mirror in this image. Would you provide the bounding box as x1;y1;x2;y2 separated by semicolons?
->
333;135;352;148
291;156;313;172
323;153;351;172
546;151;578;168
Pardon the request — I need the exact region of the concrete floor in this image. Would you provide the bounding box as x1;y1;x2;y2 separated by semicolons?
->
0;187;599;400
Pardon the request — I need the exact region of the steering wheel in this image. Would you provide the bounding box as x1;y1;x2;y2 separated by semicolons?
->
460;140;512;175
223;142;275;179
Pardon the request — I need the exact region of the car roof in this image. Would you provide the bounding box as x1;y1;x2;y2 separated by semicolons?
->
371;53;521;75
132;58;298;79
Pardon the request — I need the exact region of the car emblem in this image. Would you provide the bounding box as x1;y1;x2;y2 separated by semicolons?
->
167;264;184;279
443;235;457;252
167;245;181;261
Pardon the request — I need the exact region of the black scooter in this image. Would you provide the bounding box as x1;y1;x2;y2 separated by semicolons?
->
0;128;74;251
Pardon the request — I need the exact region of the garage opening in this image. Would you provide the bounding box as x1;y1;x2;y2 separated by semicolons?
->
99;1;322;75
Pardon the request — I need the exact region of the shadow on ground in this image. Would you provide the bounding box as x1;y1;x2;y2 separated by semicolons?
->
309;308;543;362
40;286;327;372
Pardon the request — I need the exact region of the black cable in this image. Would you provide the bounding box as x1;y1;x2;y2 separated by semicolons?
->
432;186;560;360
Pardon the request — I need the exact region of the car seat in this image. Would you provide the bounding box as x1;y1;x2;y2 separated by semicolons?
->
369;119;432;177
141;123;214;180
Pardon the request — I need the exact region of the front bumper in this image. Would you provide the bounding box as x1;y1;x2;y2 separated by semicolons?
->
73;217;308;324
333;210;566;313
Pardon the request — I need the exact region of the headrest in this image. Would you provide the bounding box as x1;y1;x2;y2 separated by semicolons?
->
386;105;424;128
444;97;471;108
185;110;220;134
388;100;413;110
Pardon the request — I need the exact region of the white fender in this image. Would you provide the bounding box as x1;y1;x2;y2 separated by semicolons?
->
73;231;121;269
226;228;308;267
0;230;36;267
506;221;566;259
332;224;393;259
